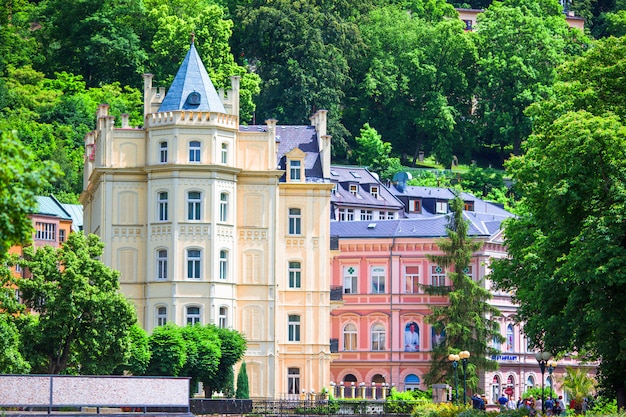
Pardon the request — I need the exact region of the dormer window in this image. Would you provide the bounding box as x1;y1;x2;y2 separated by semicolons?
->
349;184;358;196
409;199;421;213
186;91;201;106
285;148;306;182
464;201;475;211
436;201;448;214
370;186;379;199
289;160;302;181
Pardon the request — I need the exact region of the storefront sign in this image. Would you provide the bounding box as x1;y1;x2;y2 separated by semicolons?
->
491;355;519;361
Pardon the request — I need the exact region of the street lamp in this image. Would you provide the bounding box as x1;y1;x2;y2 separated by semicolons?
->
459;351;471;405
448;353;460;404
535;351;552;413
547;359;557;397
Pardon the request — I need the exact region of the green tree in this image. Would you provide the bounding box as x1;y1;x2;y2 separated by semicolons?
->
235;362;249;399
210;326;247;397
146;324;188;376
489;36;626;410
222;366;235;398
353;124;402;179
424;191;502;387
0;130;58;258
13;233;137;374
115;324;151;375
179;325;221;398
562;367;596;409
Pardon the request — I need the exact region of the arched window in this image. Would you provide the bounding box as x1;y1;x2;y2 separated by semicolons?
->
156;249;168;280
343;323;357;351
159;142;168;163
343;374;357;383
219;193;228;222
507;324;514;352
187;191;202;221
218;306;228;328
492;374;501;404
187;249;201;279
186;306;201;325
288;208;301;235
371;323;385;351
404;321;420;352
526;375;535;391
189;141;201;162
219;250;228;280
431;325;446;348
158;192;168;221
404;374;420;391
288;261;301;288
156;306;167;326
287;368;300;396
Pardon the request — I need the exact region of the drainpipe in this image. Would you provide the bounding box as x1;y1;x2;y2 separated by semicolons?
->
389;233;398;389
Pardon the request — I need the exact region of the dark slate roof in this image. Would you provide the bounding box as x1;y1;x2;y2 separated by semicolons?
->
35;196;72;220
240;124;326;181
390;184;455;199
330;166;404;210
330;215;496;239
158;43;226;113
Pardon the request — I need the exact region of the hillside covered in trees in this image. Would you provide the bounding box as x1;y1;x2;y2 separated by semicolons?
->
1;0;623;202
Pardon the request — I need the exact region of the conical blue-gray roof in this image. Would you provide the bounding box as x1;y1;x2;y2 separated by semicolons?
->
158;43;226;113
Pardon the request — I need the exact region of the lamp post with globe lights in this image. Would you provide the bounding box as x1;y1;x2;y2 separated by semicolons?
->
459;351;471;405
449;353;460;404
535;351;553;413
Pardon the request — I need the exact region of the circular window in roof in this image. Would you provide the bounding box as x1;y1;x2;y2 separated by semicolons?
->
186;91;201;106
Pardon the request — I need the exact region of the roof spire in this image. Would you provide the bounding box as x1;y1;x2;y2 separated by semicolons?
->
191;32;195;45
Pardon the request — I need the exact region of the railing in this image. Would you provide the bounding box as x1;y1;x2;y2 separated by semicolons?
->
251;399;418;416
330;286;343;301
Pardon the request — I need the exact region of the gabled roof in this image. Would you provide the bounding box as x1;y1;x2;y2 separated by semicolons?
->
158;43;226;113
35;196;72;220
330;166;404;210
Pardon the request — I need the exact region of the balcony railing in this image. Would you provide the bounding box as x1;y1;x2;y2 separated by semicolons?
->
330;286;343;301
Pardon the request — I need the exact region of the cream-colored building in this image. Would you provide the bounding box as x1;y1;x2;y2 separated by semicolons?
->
80;42;333;399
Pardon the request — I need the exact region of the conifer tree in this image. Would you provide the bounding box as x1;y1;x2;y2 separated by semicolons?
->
424;190;502;389
235;362;249;399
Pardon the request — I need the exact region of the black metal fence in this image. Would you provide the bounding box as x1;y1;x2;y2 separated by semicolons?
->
250;399;418;416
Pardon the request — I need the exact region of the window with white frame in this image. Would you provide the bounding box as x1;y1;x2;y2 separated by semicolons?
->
387;211;395;219
289;159;301;181
378;211;387;220
431;265;446;286
159;142;168;163
158;192;168;221
345;209;354;221
288;208;301;235
289;261;301;288
221;143;228;164
219;250;228;280
59;229;66;243
343;266;358;294
371;323;385;351
189;141;201;162
436;201;448;213
339;208;347;221
409;200;421;213
187;191;201;221
507;324;514;352
287;368;300;395
35;222;56;241
156;249;168;280
343;323;357;351
370;186;379;199
218;306;228;328
349;184;358;195
371;266;386;294
156;306;167;326
288;314;301;341
187;249;201;279
186;306;201;325
360;210;373;221
404;266;420;293
219;193;228;222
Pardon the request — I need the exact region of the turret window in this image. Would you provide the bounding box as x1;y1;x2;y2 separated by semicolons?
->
189;141;201;162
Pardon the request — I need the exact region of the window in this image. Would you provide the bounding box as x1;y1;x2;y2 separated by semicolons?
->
187;249;201;279
463;265;473;279
349;184;358;195
370;186;379;199
404;266;420;294
371;266;386;294
289;261;301;288
436;201;448;213
288;208;301;235
219;193;228;222
186;306;201;325
463;19;473;30
289;160;301;181
507;324;514;352
409;200;421;213
219;250;228;280
157;249;168;280
287;368;300;395
59;229;66;243
387;211;395;220
431;265;446;286
221;143;228;164
343;266;358;294
492;335;501;351
160;142;168;163
156;306;167;326
339;209;354;221
218;306;228;328
288;314;301;341
371;323;385;351
189;141;201;162
343;323;357;351
158;192;168;221
187;191;201;221
35;222;56;241
360;210;373;221
464;201;474;211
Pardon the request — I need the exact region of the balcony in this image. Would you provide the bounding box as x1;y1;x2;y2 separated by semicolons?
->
330;286;343;301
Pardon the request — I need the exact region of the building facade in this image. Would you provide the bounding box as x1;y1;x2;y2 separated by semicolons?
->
80;42;333;399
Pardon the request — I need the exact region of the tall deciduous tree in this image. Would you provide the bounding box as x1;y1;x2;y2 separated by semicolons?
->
353;124;401;179
424;191;502;387
490;36;626;410
14;233;137;374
